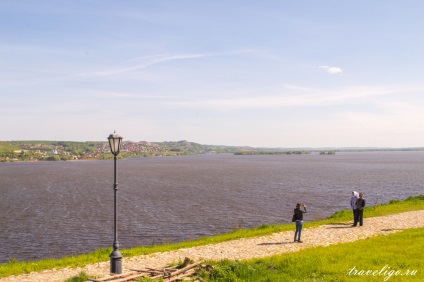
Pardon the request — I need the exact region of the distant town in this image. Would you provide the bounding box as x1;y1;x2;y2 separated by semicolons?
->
0;140;219;162
0;140;422;162
0;140;316;162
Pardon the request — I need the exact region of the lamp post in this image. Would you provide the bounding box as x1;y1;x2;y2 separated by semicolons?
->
108;131;123;274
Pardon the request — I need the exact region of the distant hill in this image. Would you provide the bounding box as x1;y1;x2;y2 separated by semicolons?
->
1;140;423;162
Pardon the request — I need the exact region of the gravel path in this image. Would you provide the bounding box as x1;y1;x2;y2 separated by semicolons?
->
2;210;423;282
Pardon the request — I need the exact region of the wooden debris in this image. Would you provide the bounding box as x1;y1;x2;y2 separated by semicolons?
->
88;271;145;282
88;258;205;282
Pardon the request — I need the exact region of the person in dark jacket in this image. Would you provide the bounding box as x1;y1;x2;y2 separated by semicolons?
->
293;203;307;242
353;192;366;226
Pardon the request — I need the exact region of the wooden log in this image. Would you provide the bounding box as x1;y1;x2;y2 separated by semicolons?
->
146;267;165;272
105;272;149;282
129;269;154;273
136;267;165;276
150;274;164;280
88;271;139;282
167;269;196;281
169;261;203;277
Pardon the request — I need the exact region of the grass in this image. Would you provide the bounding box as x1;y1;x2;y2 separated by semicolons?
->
203;227;423;281
0;141;20;152
64;271;90;282
1;195;423;279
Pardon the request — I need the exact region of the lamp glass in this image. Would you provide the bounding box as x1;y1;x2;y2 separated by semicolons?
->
108;132;123;155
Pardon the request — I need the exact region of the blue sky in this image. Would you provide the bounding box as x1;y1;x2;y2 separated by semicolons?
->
1;1;424;147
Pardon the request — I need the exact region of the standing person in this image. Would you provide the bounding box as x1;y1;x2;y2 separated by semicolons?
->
293;203;307;243
354;192;366;227
351;191;359;226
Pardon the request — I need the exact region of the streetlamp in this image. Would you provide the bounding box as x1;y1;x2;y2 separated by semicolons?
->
108;131;123;274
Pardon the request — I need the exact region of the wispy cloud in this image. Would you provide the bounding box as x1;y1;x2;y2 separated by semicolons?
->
73;49;260;78
73;53;210;78
319;65;343;74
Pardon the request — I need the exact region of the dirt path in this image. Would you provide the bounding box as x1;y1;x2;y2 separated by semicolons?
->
2;210;424;282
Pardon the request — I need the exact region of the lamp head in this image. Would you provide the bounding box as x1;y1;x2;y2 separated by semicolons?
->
108;131;123;156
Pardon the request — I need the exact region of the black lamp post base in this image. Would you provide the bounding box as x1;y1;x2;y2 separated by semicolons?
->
110;250;123;274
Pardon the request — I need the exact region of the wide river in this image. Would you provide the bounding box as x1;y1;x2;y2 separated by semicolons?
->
1;152;423;264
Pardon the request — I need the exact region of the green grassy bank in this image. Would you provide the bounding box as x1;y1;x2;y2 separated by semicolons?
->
203;227;423;281
1;195;423;279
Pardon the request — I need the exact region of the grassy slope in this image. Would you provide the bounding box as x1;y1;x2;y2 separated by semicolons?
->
206;227;423;281
0;195;423;278
0;142;20;152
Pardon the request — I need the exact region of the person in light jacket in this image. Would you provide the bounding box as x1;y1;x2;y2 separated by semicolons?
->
351;191;359;225
354;192;366;227
293;203;307;243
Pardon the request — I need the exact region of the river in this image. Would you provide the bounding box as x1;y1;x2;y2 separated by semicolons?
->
0;151;423;264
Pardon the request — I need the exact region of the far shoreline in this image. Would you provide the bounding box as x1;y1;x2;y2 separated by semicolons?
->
2;149;424;164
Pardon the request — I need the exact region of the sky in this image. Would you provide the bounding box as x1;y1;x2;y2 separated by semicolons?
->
1;1;424;148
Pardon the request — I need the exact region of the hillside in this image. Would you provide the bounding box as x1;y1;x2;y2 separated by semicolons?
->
1;140;423;162
0;140;250;162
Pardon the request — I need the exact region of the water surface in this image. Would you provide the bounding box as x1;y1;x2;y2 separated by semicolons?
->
1;152;423;263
